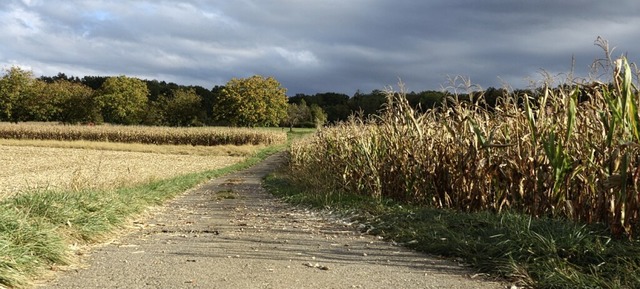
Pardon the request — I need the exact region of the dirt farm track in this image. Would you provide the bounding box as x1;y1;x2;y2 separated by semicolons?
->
36;153;504;289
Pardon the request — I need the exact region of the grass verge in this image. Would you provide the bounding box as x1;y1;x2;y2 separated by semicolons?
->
0;144;283;288
265;171;640;289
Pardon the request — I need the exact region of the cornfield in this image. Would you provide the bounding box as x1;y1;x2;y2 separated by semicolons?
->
0;123;287;146
290;47;640;238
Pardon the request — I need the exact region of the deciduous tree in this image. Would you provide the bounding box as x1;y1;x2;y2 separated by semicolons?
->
48;80;100;124
285;100;311;131
12;79;55;122
96;75;149;124
162;88;205;126
213;75;287;127
309;103;328;127
0;67;38;121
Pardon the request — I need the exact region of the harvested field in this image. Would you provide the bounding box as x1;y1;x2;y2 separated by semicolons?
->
0;145;243;199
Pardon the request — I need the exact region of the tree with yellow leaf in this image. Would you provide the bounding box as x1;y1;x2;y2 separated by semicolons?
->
213;75;288;127
0;67;47;122
96;75;149;124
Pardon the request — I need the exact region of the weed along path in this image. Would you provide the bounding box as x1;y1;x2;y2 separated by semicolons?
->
39;153;504;289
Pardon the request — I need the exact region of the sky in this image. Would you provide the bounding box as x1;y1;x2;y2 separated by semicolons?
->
1;0;639;96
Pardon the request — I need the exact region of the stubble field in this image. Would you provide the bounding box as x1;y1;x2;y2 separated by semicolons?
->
0;123;287;200
0;144;244;200
0;121;291;288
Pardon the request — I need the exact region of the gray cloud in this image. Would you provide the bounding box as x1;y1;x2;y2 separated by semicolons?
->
1;0;638;95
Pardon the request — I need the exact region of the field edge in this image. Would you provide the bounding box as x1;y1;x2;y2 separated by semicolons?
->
0;144;284;288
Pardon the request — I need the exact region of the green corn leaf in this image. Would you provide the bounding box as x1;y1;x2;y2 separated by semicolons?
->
619;58;640;142
468;117;487;148
524;94;537;145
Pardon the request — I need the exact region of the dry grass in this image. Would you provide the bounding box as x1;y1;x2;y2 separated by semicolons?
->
0;145;243;200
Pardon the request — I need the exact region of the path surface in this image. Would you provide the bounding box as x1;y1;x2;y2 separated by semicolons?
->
38;153;505;289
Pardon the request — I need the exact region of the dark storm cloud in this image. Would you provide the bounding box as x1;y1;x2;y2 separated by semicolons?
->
1;0;639;95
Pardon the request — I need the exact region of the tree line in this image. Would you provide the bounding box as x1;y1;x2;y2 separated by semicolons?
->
1;66;543;127
287;86;559;123
288;89;451;123
0;67;294;127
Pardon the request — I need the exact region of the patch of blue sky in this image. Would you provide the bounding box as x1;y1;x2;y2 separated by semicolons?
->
83;10;113;22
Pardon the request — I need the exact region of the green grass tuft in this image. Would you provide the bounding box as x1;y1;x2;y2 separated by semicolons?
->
0;204;68;287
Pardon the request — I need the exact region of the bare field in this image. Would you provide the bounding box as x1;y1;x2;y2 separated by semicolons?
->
0;145;244;199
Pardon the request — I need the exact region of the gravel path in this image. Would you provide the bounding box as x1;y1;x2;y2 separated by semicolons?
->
38;153;505;289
